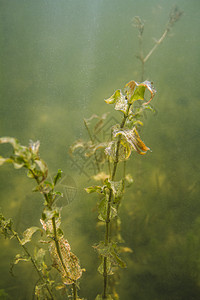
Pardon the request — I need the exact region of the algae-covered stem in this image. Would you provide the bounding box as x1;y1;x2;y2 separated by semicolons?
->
103;102;131;299
11;228;55;300
51;216;78;300
29;169;78;300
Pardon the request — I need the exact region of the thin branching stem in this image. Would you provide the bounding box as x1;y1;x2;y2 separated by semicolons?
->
103;103;131;299
11;228;54;300
134;6;182;81
143;28;168;63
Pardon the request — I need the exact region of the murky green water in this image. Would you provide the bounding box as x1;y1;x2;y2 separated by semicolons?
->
0;0;200;299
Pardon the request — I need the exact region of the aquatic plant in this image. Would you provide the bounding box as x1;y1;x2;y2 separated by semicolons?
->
133;5;183;80
0;138;82;300
0;78;156;300
70;80;156;299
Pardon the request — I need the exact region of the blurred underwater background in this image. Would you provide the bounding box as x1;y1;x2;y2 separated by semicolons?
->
0;0;200;299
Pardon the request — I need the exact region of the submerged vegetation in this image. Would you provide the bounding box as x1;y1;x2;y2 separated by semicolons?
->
0;138;82;299
133;5;183;80
2;4;198;300
70;80;156;299
0;80;156;299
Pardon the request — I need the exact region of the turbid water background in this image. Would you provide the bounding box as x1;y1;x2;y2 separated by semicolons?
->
0;0;200;299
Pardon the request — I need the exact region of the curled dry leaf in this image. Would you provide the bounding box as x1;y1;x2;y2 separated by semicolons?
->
49;238;82;285
114;127;150;155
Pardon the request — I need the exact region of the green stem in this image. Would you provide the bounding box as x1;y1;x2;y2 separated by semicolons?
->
138;32;144;81
30;168;78;300
12;229;54;300
51;217;77;300
103;103;131;299
72;282;78;299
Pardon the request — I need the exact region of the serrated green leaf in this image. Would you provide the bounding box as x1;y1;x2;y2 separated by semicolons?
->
94;241;126;270
98;198;107;222
111;250;126;268
94;241;115;258
21;226;42;245
125;80;156;104
97;257;113;275
105;89;129;115
130;84;146;103
105;89;121;104
97;186;117;220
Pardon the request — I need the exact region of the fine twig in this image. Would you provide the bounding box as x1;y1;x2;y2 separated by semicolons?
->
11;228;55;300
133;6;183;80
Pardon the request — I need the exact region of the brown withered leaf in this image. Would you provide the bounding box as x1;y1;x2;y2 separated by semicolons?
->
125;80;156;104
133;127;150;154
125;80;136;95
114;127;150;155
49;238;82;285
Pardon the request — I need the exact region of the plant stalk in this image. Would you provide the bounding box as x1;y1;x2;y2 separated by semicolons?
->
103;103;131;299
51;217;77;300
12;229;54;300
31;168;78;300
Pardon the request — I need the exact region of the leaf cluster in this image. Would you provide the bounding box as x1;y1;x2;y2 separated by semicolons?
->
0;138;82;299
70;81;155;170
94;241;126;275
0;79;156;299
82;80;156;298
